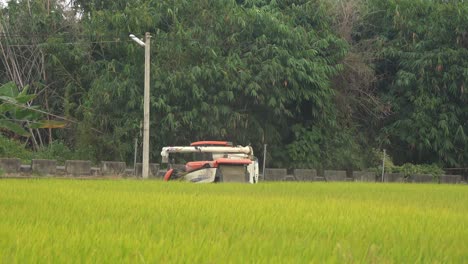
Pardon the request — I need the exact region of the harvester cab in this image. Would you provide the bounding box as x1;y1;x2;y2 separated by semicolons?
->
160;141;259;183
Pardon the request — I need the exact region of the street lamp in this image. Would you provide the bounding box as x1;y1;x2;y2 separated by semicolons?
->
129;32;151;179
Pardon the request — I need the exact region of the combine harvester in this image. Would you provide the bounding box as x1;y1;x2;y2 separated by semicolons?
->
160;141;259;183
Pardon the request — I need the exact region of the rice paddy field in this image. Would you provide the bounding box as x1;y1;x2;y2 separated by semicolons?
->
0;179;467;263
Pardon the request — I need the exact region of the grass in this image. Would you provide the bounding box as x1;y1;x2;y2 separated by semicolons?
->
0;179;467;263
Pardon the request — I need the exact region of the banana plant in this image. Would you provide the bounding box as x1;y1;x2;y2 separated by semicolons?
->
0;82;66;137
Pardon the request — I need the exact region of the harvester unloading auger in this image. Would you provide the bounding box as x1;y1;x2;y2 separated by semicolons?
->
160;141;259;183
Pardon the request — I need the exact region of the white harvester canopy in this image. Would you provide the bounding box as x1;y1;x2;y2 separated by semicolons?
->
160;141;259;183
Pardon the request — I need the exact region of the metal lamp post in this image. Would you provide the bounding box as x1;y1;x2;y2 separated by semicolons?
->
129;32;151;179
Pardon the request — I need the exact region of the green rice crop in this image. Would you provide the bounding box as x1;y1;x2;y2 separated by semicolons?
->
0;179;467;263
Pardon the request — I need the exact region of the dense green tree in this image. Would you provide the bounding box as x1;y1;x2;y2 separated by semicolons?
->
76;0;347;164
0;0;466;169
0;0;83;149
285;0;385;170
363;0;468;166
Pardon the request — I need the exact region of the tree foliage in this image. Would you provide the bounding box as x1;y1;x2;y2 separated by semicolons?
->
0;0;466;168
76;0;347;164
363;0;468;167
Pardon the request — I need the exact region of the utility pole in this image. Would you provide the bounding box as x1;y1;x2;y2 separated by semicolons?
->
142;32;151;179
129;32;151;179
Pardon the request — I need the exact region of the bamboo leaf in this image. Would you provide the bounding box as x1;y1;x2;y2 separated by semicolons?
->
29;120;67;129
0;82;19;98
0;120;30;137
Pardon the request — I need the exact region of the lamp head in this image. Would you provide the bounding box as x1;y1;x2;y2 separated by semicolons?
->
129;34;145;47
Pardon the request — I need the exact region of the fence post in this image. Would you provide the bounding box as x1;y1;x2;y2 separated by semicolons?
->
262;144;267;180
381;149;386;182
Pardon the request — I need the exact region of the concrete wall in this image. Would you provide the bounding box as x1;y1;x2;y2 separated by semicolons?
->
20;164;32;173
0;158;465;185
384;173;405;183
293;169;317;181
101;161;126;175
32;159;57;175
264;168;287;181
410;174;435;183
65;160;92;176
353;171;376;182
324;170;347;181
135;163;161;178
439;175;462;184
0;158;21;173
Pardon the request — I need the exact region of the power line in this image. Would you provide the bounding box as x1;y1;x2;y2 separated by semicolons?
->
1;39;132;47
0;33;131;38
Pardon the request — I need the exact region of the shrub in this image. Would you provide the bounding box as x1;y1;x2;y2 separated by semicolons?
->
34;141;75;164
373;150;444;180
0;135;33;162
396;163;444;179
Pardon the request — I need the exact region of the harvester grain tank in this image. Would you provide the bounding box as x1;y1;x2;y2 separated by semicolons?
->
160;141;259;183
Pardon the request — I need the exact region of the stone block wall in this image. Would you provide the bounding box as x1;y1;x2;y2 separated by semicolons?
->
293;169;317;181
384;173;405;183
101;161;126;175
0;158;21;173
0;159;465;185
264;168;287;181
65;160;92;176
439;175;462;184
410;174;435;183
353;171;376;182
324;170;347;181
32;159;57;175
134;163;161;178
